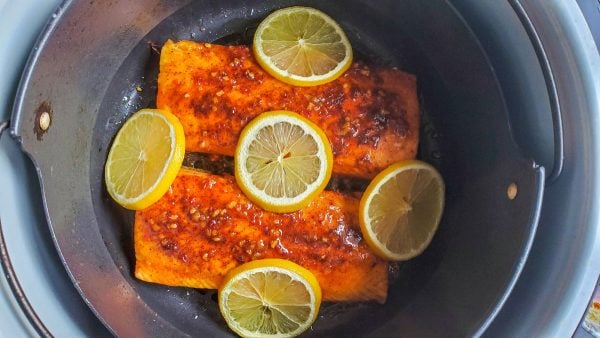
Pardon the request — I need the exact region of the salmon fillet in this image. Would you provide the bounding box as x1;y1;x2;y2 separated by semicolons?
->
135;168;388;303
157;40;419;179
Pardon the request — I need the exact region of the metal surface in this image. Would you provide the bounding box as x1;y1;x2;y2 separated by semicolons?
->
509;0;565;184
12;1;195;335
484;1;600;336
9;0;550;337
0;218;53;338
0;132;108;337
0;0;108;336
0;121;7;139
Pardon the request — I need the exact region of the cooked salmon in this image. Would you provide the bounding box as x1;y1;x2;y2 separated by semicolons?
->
135;168;388;303
157;40;419;179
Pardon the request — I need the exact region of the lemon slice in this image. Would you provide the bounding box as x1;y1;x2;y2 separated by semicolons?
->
253;6;353;86
104;108;185;210
359;160;445;261
234;110;333;213
219;258;322;338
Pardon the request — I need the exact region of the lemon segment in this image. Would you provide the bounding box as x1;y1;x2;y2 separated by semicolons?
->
235;111;333;213
359;160;445;261
104;108;185;210
253;6;353;86
219;258;322;338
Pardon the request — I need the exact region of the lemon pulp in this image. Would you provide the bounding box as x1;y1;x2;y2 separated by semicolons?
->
235;111;333;213
359;160;445;260
253;6;353;86
219;258;322;338
104;108;185;210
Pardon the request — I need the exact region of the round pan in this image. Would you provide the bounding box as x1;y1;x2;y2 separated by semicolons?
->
10;0;544;336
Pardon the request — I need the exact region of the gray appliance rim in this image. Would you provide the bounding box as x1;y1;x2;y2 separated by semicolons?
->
2;0;598;337
484;1;600;336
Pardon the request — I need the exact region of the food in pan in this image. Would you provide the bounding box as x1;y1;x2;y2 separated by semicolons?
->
252;6;353;86
360;160;445;261
104;109;185;210
156;40;419;179
134;168;388;303
218;259;322;338
234;110;333;213
104;6;444;338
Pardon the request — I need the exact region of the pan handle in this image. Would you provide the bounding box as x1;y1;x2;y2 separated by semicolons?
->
1;122;52;335
0;216;53;338
509;0;565;185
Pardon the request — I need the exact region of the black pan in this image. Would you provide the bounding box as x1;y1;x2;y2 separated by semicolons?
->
9;0;544;336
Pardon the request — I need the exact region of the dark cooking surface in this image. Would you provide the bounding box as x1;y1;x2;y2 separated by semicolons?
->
91;1;427;334
10;0;544;336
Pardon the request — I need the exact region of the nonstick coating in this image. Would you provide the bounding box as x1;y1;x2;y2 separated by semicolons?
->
91;1;429;335
12;0;544;336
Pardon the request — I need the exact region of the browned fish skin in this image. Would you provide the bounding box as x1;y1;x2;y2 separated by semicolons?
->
157;40;420;179
135;168;388;303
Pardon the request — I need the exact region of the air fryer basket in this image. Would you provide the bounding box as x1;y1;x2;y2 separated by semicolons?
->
10;0;551;336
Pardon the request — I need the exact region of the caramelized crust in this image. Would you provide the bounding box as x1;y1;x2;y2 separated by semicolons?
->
135;168;388;303
157;40;419;179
